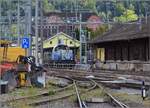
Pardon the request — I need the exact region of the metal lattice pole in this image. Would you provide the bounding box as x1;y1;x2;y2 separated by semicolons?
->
35;0;39;65
27;0;32;56
79;13;82;64
40;0;44;64
8;0;12;41
17;0;20;46
0;0;1;42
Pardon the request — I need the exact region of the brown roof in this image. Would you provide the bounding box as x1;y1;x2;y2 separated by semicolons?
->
91;17;150;43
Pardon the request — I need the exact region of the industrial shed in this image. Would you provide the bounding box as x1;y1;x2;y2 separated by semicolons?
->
91;17;150;71
43;32;80;62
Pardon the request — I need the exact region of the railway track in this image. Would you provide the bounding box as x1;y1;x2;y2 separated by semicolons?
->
73;77;129;108
3;75;130;108
29;77;129;108
90;79;129;108
48;68;150;78
3;77;95;107
2;67;150;108
28;78;96;106
1;83;74;104
44;63;150;77
74;81;84;108
47;68;150;88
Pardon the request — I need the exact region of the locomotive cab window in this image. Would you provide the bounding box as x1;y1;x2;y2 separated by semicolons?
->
70;41;72;44
50;41;52;44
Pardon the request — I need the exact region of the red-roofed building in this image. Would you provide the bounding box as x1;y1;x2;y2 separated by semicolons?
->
42;12;102;40
86;15;102;31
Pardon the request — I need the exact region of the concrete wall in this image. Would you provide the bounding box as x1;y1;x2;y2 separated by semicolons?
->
95;61;150;72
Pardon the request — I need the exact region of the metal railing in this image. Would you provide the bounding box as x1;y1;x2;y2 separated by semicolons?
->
44;63;92;71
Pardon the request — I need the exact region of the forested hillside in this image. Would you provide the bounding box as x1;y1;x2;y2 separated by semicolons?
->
45;0;150;22
1;0;150;22
0;0;150;38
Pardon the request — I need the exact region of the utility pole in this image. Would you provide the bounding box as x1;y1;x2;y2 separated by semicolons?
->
27;0;32;56
79;12;88;64
105;1;110;29
35;0;39;65
85;30;87;64
40;0;43;64
149;23;150;62
0;0;1;41
17;0;20;46
8;0;12;41
75;0;78;22
79;13;82;64
88;31;92;61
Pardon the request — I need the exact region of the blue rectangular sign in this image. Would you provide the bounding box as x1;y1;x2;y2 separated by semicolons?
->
21;37;30;49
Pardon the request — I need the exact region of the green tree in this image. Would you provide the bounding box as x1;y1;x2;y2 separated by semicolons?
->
114;9;138;22
83;0;97;13
43;0;55;13
91;25;109;39
11;24;17;37
75;24;109;41
115;3;125;16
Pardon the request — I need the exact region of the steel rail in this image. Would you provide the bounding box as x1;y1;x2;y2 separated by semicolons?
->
74;81;83;108
90;79;129;108
69;77;129;108
28;77;96;106
2;83;74;103
5;76;96;106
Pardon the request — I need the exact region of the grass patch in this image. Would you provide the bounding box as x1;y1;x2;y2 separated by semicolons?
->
68;95;77;102
9;87;40;97
81;88;107;101
112;93;142;103
143;98;150;107
9;101;33;108
48;90;55;95
112;92;150;107
69;87;107;102
46;82;60;89
9;82;60;97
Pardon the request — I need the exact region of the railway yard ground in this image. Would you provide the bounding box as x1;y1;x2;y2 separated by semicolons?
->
0;67;150;108
1;0;150;108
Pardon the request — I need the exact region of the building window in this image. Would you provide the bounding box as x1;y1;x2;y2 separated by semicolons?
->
52;26;57;35
50;41;52;44
58;39;61;44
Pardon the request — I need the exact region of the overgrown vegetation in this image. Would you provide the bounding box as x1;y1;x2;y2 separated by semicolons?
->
112;92;150;108
1;0;150;21
9;87;39;97
75;25;109;40
43;0;149;22
9;102;33;108
80;88;107;101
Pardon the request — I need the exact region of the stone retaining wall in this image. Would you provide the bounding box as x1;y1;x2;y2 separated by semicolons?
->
95;61;150;72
